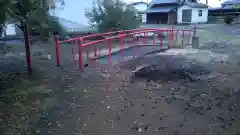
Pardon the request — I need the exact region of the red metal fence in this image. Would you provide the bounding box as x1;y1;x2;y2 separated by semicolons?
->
55;25;197;72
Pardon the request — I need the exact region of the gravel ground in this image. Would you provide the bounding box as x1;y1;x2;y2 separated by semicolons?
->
1;24;240;135
79;48;240;135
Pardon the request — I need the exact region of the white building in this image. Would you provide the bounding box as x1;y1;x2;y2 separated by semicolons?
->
57;17;91;32
146;0;208;24
177;3;208;24
129;2;149;23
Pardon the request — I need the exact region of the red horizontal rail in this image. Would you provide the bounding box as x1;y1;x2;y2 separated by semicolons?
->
82;29;161;47
58;29;143;44
54;25;197;72
82;28;144;39
81;29;192;47
59;37;79;44
58;28;192;44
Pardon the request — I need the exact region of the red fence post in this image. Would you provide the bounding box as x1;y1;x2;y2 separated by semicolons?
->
182;30;185;45
78;38;83;72
98;48;101;57
159;30;163;49
167;30;170;48
85;40;89;60
194;24;197;38
172;26;174;47
176;29;179;45
144;32;147;44
71;40;75;61
120;32;125;60
55;35;60;66
132;35;136;58
93;38;97;57
188;30;191;45
108;39;112;65
153;32;155;45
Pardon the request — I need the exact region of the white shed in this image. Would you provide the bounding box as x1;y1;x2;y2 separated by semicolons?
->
146;1;208;24
177;3;208;24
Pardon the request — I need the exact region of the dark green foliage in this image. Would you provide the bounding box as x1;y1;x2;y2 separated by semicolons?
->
85;0;140;32
224;16;235;24
0;0;65;38
26;14;65;39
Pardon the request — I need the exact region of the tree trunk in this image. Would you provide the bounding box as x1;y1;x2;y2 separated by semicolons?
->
0;26;3;37
23;22;32;74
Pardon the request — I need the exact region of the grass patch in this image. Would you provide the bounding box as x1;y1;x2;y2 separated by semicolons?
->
0;69;55;135
197;29;240;44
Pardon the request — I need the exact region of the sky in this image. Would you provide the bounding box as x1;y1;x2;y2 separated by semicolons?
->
55;0;226;26
5;0;226;35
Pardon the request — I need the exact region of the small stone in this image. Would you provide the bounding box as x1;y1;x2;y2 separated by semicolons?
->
116;113;121;120
138;128;142;132
158;126;168;130
205;105;212;110
216;116;225;122
144;124;149;130
174;130;180;135
152;106;156;110
200;93;207;98
152;100;157;104
172;95;189;101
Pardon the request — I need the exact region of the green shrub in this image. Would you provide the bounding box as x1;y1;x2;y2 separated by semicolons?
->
85;0;140;32
224;16;235;24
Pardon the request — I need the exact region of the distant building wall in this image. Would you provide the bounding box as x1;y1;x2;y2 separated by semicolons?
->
130;2;148;23
3;24;17;37
57;17;87;32
177;4;208;23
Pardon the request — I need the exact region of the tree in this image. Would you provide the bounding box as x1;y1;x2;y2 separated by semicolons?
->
0;0;65;74
85;0;140;32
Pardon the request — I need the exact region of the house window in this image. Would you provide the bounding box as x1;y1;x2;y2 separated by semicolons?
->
198;10;202;17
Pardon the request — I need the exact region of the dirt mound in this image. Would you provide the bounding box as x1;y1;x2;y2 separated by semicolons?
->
132;56;212;81
117;49;224;82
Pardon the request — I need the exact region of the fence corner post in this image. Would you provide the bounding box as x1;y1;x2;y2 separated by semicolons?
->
54;34;60;67
78;37;83;72
194;24;197;38
172;25;174;46
120;32;125;60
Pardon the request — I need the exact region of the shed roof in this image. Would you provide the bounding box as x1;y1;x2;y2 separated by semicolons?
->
128;1;148;6
184;2;208;8
145;6;177;13
221;0;240;5
149;0;179;5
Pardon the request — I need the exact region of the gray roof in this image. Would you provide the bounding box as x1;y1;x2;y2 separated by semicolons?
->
184;2;208;8
145;6;177;13
128;1;148;6
221;0;240;5
149;0;178;5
